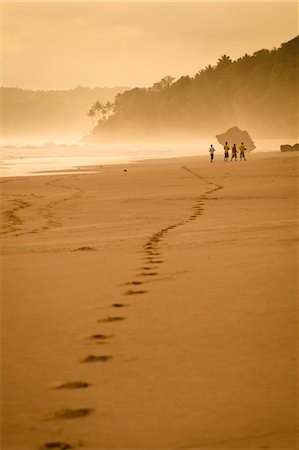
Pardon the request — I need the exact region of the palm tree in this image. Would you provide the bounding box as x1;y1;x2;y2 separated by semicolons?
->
86;107;96;129
100;103;108;120
216;55;232;70
106;101;114;118
93;101;102;121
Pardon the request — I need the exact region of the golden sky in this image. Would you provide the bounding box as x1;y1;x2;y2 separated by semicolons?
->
1;2;298;89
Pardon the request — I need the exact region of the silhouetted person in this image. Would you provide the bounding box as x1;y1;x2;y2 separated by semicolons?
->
224;142;229;162
239;142;247;161
209;144;215;162
231;143;238;161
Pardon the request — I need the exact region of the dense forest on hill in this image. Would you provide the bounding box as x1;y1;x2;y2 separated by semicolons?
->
87;36;298;142
0;86;127;142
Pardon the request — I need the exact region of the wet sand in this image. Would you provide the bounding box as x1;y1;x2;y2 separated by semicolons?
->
1;152;298;450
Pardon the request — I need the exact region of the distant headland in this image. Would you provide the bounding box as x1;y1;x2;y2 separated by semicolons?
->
84;36;298;143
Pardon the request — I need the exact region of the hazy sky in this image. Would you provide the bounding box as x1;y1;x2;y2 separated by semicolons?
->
1;2;298;90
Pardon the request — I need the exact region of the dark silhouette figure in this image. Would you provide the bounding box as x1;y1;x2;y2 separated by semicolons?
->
224;142;229;162
231;143;238;161
239;142;247;161
209;144;215;162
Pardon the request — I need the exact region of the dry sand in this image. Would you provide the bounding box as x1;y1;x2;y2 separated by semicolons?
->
0;152;298;450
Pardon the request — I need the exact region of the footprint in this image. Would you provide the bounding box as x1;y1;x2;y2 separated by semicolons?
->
147;259;163;264
112;303;127;308
53;381;91;389
52;408;93;420
139;272;158;276
126;280;143;285
89;334;112;340
40;442;74;450
73;246;95;252
97;317;125;323
123;290;147;296
82;355;113;363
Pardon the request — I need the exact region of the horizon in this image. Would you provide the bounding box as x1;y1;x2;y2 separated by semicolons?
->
0;85;131;91
1;2;297;90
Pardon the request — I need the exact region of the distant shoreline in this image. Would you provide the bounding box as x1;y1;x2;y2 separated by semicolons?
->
2;137;297;179
0;149;293;179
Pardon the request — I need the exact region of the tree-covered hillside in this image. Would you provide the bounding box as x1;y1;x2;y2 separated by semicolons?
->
87;36;298;141
0;86;127;142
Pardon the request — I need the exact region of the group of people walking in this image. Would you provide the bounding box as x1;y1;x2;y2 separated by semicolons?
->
209;142;247;162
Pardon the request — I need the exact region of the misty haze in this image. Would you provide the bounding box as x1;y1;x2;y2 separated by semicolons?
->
0;2;298;450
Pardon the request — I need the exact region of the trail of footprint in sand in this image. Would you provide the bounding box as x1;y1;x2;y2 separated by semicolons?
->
0;179;32;234
1;177;86;237
37;178;86;233
41;167;224;450
1;197;32;235
36;179;94;448
124;166;224;291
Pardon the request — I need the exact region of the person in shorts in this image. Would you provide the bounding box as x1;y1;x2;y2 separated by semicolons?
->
209;144;215;162
224;142;229;162
239;142;247;161
231;143;238;161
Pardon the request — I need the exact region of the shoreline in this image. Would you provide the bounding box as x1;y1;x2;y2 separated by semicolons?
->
1;152;298;450
0;149;290;179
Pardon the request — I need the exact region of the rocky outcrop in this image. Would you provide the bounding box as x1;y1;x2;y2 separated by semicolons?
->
280;143;299;152
216;126;256;152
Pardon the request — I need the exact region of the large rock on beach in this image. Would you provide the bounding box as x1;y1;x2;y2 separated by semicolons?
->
280;143;299;152
216;126;256;152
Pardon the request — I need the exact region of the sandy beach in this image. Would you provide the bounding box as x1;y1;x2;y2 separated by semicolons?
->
1;151;298;450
